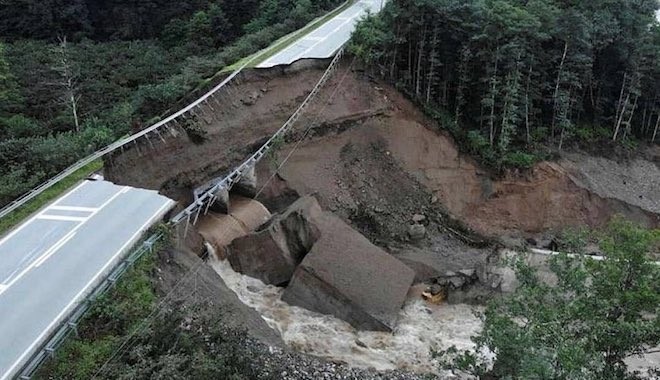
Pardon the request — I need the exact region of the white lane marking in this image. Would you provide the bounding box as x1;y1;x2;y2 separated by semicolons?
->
48;206;97;212
33;232;77;268
0;181;89;248
2;198;175;380
260;3;365;67
49;180;90;208
288;7;366;62
0;284;6;293
36;215;88;222
0;186;130;295
0;229;73;294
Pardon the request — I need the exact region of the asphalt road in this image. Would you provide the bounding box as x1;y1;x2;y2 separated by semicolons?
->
0;179;174;380
257;0;384;68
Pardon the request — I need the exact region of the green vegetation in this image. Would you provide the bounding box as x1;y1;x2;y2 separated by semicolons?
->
0;0;345;209
36;242;269;380
225;0;353;71
0;159;102;235
437;217;660;379
37;248;159;379
350;0;660;170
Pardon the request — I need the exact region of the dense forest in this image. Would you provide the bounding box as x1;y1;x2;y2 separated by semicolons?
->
0;0;342;206
350;0;660;168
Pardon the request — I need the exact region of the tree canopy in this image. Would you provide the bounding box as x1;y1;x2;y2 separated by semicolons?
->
350;0;660;169
438;218;660;379
0;0;343;207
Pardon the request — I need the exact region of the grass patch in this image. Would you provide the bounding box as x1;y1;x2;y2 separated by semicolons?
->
223;0;355;72
35;250;157;380
0;159;103;236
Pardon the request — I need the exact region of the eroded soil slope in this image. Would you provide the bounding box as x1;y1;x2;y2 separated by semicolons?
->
107;60;660;238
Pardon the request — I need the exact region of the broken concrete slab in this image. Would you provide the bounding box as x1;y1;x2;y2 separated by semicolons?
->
228;224;296;286
228;195;271;231
283;204;415;331
233;166;258;198
227;196;321;286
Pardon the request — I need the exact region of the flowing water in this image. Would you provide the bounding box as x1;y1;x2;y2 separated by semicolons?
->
210;256;485;374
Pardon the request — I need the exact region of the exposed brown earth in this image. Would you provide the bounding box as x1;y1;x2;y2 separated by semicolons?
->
103;57;660;377
107;59;659;240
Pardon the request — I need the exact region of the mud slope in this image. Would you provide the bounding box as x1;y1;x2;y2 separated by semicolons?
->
104;60;342;202
107;61;660;237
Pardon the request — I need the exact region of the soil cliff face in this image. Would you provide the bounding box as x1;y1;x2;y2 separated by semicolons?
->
106;61;660;238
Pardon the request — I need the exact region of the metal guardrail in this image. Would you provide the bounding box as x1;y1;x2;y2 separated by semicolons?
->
170;47;346;231
0;0;357;222
13;47;347;379
16;233;164;380
0;60;253;221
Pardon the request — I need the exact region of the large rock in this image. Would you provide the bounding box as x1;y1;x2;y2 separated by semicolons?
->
277;196;322;262
396;248;445;283
228;224;296;286
282;201;415;332
227;196;321;285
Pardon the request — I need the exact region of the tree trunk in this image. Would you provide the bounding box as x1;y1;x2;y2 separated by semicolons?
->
622;95;638;140
652;113;659;143
614;72;627;131
551;41;568;139
407;40;412;88
613;91;630;142
390;24;400;79
425;26;438;104
524;60;533;144
488;48;499;147
71;94;80;132
415;24;427;99
641;102;648;136
53;36;81;132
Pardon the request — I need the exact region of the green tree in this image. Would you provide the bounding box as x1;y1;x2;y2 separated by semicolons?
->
187;10;214;51
438;217;660;379
351;0;660;169
0;43;20;113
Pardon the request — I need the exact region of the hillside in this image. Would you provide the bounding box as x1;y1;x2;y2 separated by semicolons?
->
0;0;344;206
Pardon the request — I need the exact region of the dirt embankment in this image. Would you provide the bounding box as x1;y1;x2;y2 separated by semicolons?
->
104;60;335;203
107;60;660;239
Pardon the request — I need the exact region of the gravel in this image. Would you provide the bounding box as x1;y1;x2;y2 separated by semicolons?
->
561;152;660;215
246;341;448;380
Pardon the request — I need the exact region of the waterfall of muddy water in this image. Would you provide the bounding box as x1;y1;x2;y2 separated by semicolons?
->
210;256;485;374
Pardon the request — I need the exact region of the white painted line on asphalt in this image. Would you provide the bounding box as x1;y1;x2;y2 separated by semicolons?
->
260;3;363;67
0;186;129;297
37;215;88;222
0;284;6;293
0;181;89;249
32;232;77;268
49;180;90;208
48;206;97;212
288;8;364;63
0;231;75;294
2;198;174;380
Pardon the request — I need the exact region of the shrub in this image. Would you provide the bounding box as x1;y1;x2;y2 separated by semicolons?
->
0;114;46;139
502;151;537;169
